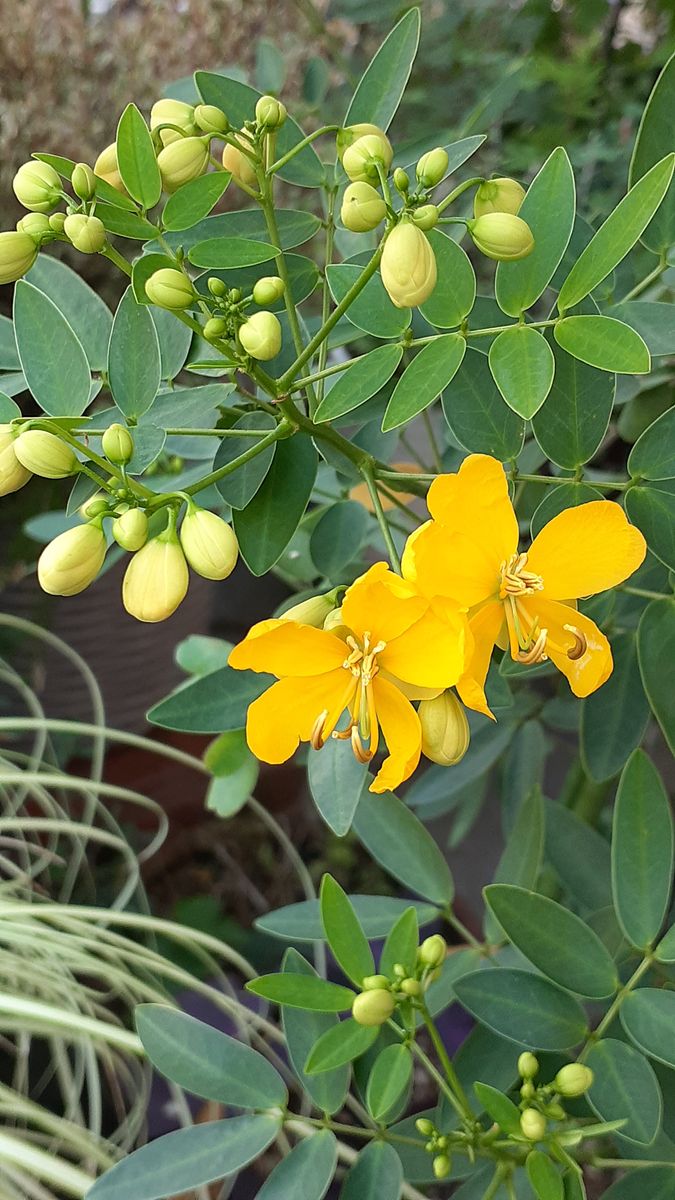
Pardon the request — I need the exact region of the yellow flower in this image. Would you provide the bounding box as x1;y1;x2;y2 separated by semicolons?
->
402;454;646;714
229;562;469;794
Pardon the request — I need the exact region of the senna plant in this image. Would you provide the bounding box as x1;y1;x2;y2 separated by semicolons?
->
0;8;674;1199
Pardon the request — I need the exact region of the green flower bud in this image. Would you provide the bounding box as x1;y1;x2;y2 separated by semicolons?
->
150;98;197;146
342;133;393;183
255;95;287;129
415;1119;435;1137
0;230;38;284
544;1101;566;1120
80;494;109;519
381;221;437;308
400;978;422;997
94;143;126;194
323;606;346;632
102;423;134;465
433;1155;451;1180
112;508;148;552
392;963;407;978
340;181;387;233
336;123;389;162
229;288;243;302
252;275;285;305
145;268;195;311
49;212;67;234
518;1052;539;1080
207;277;227;297
123;526;189;622
521;1081;535;1100
419;690;470;767
280;592;338;627
554;1064;594;1098
0;424;32;496
411;204;439;231
468;213;534;262
352;988;395;1027
393;167;410;194
194;104;229;135
239;311;282;360
204;317;227;339
71;163;97;202
13;161;62;213
14;430;77;479
358;975;389;992
418;935;447;968
179;505;239;580
158;136;210;192
222;133;258;190
38;523;106;596
416;147;449;188
520;1109;547;1141
473;177;525;218
63;214;106;254
16;213;52;241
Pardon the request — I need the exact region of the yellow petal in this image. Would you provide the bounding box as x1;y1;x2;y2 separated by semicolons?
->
379;599;468;689
425;454;518;560
369;676;422;794
456;600;506;719
229;618;347;677
245;669;351;763
527;501;646;600
523;597;613;698
341;562;427;644
402;521;500;607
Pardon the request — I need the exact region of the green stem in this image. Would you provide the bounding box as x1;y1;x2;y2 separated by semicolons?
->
101;244;132;276
436;176;484;215
580;955;653;1057
420;1005;474;1122
316;186;338;406
514;472;629;492
409;1036;467;1121
483;1164;509;1200
622;585;672;602
617;254;668;304
183;421;289;496
266;125;340;174
362;466;402;572
445;907;484;952
290;354;362;392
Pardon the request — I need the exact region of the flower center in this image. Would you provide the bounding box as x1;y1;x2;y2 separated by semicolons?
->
309;631;386;763
499;552;544;599
497;555;587;665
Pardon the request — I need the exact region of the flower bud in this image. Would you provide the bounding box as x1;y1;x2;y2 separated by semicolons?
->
63;214;106;255
393;167;409;194
473;177;525;218
207;276;227;297
38;523;106;596
80;494;109;519
415;1119;435;1137
362;975;391;991
554;1064;594;1098
416;147;449;188
194;104;229;135
252;275;285;305
342;133;393;183
323;606;346;632
521;1080;535;1100
544;1101;566;1120
352;988;395;1027
419;691;470;767
468;213;534;262
14;430;77;479
222;133;258;190
145;268;195;310
520;1109;547;1141
0;425;32;497
13;161;62;213
16;213;52;241
381;221;437;308
418;934;447;968
112;507;148;552
341;181;387;233
49;212;67;234
336;124;389;162
179;505;239;580
204;317;227;339
400;978;422;997
94;143;125;193
411;204;439;231
71;163;97;202
518;1052;539;1080
122;527;189;622
0;230;38;284
280;592;338;627
239;310;282;360
150;98;197;146
433;1155;451;1180
158;136;210;193
102;423;134;465
255;95;287;129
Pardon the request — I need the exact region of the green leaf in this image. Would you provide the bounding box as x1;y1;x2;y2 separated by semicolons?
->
611;750;673;950
161;208;322;254
116;103;162;208
581;633;650;782
305;1018;378;1073
495;786;545;887
339;1141;403;1200
526;1151;564;1200
496;147;576;316
419;231;476;330
380;907;418;980
501;722;548;834
629;408;675;482
603;1166;675;1200
554;316;650;374
530;483;604;540
626;482;675;571
310;501;368;579
233;435;317;575
638;600;675;754
344;8;420;130
246;973;354;1012
0;315;18;370
408;717;514;816
135;1005;286;1107
606;302;675;358
320;875;375;986
86;1115;279;1200
442;347;525;459
622;990;675;1070
257;1131;337;1200
205;730;258;819
532;341;614;469
314;345;403;423
655;924;675;963
488;326;555;418
326;262;411;339
629;50;675;252
108;286;161;420
382;334;466;430
13;281;91;417
256;896;438;942
453;969;588;1050
563;1170;587;1200
353;789;454;905
34;151;138;212
97;203;160;240
557;155;675;310
473;1082;521;1134
308;734;369;837
544;799;612;912
162;170;231;230
366;1044;413;1123
213;412;277;510
131;252;176;305
484;885;618;999
150;311;194;382
281;949;349;1115
0;391;19;421
188;237;279;269
147;665;271;733
27;255;112;371
586;1038;662;1145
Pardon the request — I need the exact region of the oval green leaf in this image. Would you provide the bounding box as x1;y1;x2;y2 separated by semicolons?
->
13;281;91;417
603;1166;675;1200
586;1038;662;1145
161;207;321;254
544;798;612;912
308;733;369;837
532;341;614;468
581;633;651;783
257;1130;337;1200
419;230;476;330
339;1141;403;1200
366;1044;413;1123
383;334;466;431
305;1018;378;1074
314;344;403;423
629;407;675;482
281;948;349;1115
554;315;650;374
326;263;411;339
473;1082;522;1134
442;347;525;459
108;286;161;420
246;973;354;1012
626;482;675;571
116;102;162;209
453;969;588;1049
344;9;420;131
353;789;454;906
622;990;675;1069
233;434;317;575
629;50;675;252
320;875;375;987
27;254;113;371
611;749;673;950
310;500;368;579
255;896;439;942
637;599;675;754
188;236;278;268
380;907;419;980
163;171;231;231
147;664;271;734
488;325;555;418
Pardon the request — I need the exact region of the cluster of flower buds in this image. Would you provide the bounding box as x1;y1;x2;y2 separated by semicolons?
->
516;1053;594;1141
351;934;447;1027
414;1118;452;1180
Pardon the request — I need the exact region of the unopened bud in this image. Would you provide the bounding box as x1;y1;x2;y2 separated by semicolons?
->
418;934;446;968
207;277;227;297
468;212;534;262
179;505;239;580
393;167;409;194
122;526;189;622
544;1102;566;1120
340;181;387;233
112;507;148;552
158;136;210;193
554;1064;594;1098
381;221;437;308
336;123;390;163
71;163;97;202
415;1119;435;1137
521;1081;535;1100
194;104;229;135
361;974;391;991
280;591;338;627
419;691;470;767
16;213;52;241
433;1155;451;1180
49;212;67;234
63;214;106;254
518;1052;540;1080
80;494;109;519
351;988;395;1027
0;424;32;496
14;430;77;479
252;275;285;305
411;204;439;231
102;423;134;465
416;147;449;188
400;978;422;997
145;268;195;310
38;523;106;596
13;161;62;213
474;177;525;218
342;133;393;183
222;133;258;190
0;230;38;284
150;98;197;146
255;95;287;129
94;143;126;193
204;317;227;339
520;1109;547;1141
323;606;346;632
239;310;282;360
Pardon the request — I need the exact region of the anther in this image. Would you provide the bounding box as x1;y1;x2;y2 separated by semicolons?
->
351;724;373;763
310;709;329;750
564;624;587;661
517;628;548;665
